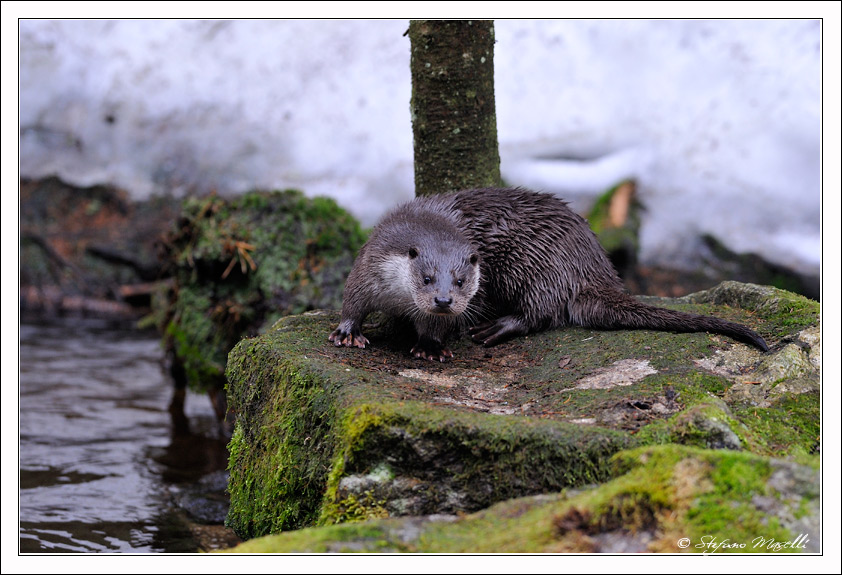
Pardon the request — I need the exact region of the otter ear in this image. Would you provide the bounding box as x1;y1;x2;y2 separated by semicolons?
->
469;253;479;265
408;247;419;259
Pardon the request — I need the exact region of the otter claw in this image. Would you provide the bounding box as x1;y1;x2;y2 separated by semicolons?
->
469;316;527;347
410;344;453;362
328;328;369;349
469;323;505;346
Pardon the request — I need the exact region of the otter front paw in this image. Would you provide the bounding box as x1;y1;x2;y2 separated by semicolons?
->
329;323;370;349
410;337;453;362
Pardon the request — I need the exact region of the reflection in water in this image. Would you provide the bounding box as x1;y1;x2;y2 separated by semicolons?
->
19;318;240;553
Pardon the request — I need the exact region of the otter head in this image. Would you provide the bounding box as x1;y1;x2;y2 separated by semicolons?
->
406;243;480;317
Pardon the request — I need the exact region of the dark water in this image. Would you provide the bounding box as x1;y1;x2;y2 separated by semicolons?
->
18;318;239;553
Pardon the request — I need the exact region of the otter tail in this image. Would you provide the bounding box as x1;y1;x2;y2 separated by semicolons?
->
570;287;769;352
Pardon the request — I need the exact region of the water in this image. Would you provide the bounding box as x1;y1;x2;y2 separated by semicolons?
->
18;318;239;553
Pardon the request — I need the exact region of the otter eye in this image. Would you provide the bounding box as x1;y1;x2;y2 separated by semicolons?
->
423;276;432;285
455;279;464;287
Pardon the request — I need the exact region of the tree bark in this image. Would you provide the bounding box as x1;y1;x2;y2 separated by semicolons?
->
409;20;502;197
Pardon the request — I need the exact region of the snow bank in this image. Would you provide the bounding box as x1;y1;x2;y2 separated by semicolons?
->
18;19;820;276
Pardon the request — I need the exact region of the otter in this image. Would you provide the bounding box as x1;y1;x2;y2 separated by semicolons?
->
329;187;768;361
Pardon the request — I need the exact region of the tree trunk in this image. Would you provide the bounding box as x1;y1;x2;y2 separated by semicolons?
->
408;20;502;197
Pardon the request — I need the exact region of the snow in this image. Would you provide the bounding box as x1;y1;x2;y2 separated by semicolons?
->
17;19;822;277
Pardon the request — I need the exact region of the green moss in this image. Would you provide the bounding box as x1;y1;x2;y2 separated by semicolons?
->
731;392;820;457
682;281;819;341
166;318;224;388
154;189;366;392
317;400;633;527
223;445;817;553
225;342;343;538
632;384;819;460
224;519;404;553
635;402;742;451
321;490;390;525
555;445;806;553
413;495;565;553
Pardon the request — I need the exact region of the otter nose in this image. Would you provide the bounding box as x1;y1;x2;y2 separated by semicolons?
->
434;296;453;309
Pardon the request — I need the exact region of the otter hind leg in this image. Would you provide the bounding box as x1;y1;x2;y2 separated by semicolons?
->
469;315;529;347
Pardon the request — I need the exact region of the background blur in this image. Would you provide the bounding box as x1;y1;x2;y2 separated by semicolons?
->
18;19;820;280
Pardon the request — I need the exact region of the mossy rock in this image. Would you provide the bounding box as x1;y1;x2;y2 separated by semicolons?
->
223;444;819;553
224;281;819;541
225;314;633;538
149;189;367;394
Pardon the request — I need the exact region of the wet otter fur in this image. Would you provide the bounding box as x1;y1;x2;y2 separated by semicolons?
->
329;187;769;361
